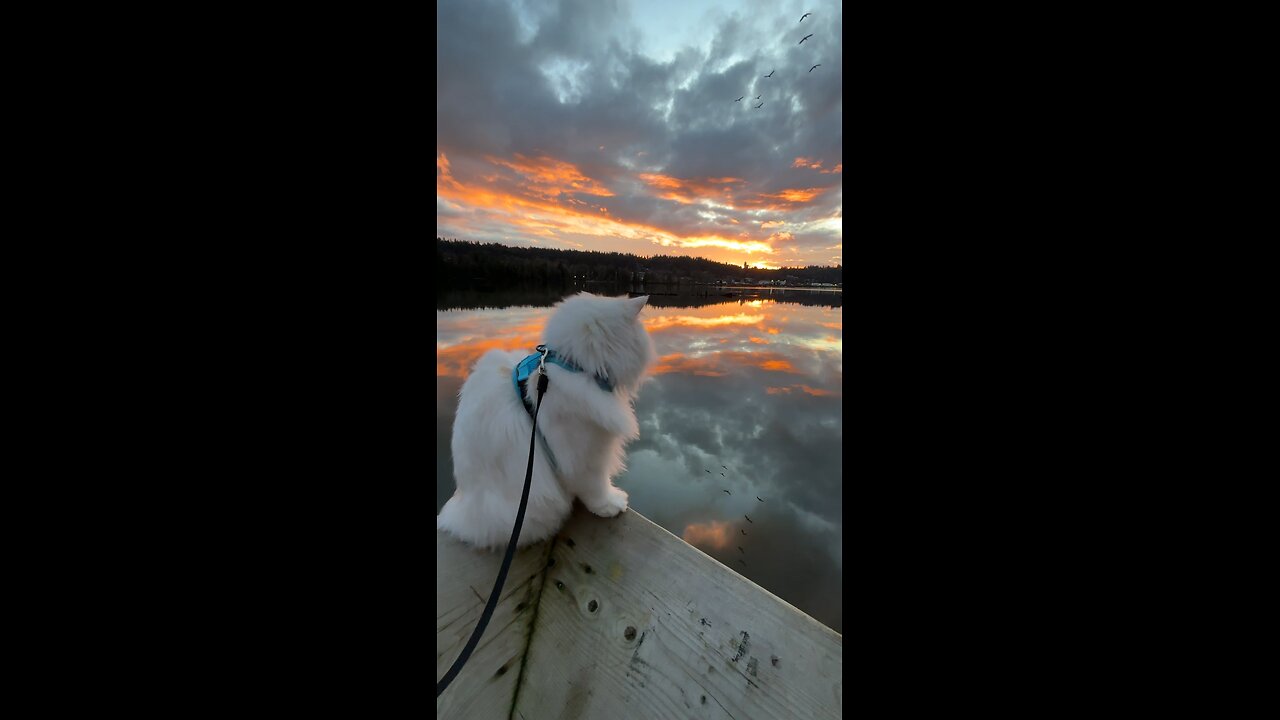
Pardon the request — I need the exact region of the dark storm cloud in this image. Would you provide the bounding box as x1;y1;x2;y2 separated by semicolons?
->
437;0;667;166
527;0;631;60
437;0;843;169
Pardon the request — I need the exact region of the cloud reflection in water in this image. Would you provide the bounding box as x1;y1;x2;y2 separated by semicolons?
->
436;290;842;632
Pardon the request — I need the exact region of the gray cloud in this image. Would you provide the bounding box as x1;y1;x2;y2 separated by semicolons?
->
626;361;843;524
437;0;842;259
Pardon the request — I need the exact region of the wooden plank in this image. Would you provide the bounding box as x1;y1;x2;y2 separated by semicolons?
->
513;508;842;719
436;532;553;720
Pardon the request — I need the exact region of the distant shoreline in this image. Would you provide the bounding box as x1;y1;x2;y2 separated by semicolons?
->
709;285;841;293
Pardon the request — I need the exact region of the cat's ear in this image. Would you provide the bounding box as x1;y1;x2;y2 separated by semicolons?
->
628;295;649;315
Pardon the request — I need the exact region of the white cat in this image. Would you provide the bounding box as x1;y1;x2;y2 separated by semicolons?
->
438;292;657;549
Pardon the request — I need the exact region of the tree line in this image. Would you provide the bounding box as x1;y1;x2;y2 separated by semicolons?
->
435;238;843;289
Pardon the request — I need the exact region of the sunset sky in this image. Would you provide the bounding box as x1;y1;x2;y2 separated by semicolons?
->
436;0;842;269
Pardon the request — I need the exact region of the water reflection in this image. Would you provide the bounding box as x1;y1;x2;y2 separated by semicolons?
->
438;284;842;311
436;289;843;633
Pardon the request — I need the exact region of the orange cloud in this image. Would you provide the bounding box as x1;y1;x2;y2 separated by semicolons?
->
435;314;548;378
767;188;826;203
654;351;801;375
644;313;765;331
436;335;540;378
638;173;681;190
487;153;615;198
651;354;729;377
748;336;770;344
638;173;744;206
653;235;774;254
682;520;732;550
766;386;791;394
733;186;830;210
794;158;842;174
439;162;735;250
437;152;804;263
760;220;784;229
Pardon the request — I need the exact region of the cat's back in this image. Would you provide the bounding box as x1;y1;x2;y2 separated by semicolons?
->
455;348;526;418
452;348;530;482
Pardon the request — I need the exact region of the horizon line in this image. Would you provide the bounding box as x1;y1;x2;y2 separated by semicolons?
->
436;238;843;270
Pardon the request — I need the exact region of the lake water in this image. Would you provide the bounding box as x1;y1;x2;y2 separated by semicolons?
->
436;286;843;633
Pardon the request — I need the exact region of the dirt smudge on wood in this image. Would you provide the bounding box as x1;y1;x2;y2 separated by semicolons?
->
732;631;750;663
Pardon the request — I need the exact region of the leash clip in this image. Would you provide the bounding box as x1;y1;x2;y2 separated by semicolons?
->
536;344;549;375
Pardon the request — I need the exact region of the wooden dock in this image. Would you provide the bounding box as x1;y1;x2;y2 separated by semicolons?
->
437;506;843;719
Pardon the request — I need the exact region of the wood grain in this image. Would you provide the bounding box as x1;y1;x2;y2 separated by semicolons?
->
512;508;842;719
436;532;553;719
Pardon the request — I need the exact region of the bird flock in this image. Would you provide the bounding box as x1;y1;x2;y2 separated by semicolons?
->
680;11;829;573
707;464;767;569
736;11;824;110
715;20;822;570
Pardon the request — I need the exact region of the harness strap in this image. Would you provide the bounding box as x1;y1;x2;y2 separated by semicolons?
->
515;346;561;473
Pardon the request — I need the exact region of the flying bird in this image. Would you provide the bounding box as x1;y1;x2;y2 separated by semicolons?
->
764;70;775;78
721;465;728;469
741;529;747;535
799;33;813;44
809;64;821;73
754;102;764;109
755;95;761;100
720;473;725;476
745;515;753;523
757;496;764;502
723;489;731;494
738;546;745;553
800;12;812;22
705;469;710;473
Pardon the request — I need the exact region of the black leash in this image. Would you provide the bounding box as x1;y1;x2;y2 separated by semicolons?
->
437;367;549;698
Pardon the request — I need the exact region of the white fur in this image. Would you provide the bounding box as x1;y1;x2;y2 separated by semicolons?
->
438;292;657;550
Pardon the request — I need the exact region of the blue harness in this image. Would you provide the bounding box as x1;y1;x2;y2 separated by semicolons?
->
513;344;613;417
512;345;613;476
